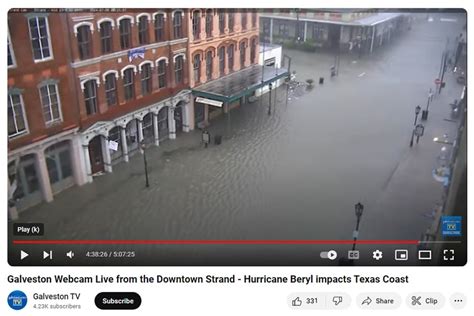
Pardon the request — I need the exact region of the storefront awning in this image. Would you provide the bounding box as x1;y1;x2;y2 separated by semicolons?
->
192;64;289;103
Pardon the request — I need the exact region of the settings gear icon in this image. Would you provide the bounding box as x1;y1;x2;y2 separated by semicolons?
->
372;250;383;260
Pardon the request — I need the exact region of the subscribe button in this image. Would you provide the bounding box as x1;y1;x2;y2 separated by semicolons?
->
95;292;141;310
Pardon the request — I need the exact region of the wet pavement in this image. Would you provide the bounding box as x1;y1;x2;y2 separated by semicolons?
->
12;13;466;251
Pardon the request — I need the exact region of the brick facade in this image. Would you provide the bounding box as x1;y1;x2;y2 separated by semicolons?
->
187;9;260;88
8;11;79;151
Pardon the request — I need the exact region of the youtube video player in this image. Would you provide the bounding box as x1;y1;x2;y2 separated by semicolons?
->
7;8;467;266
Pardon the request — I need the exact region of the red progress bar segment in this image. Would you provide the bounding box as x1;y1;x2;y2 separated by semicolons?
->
12;240;420;245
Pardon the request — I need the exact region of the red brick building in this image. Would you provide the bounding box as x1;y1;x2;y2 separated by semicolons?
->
65;9;193;180
8;10;85;217
8;9;194;216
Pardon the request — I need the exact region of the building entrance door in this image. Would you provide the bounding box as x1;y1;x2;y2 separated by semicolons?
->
88;136;104;174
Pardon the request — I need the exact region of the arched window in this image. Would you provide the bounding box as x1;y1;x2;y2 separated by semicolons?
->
218;46;225;76
252;11;257;27
228;10;235;32
250;38;257;64
173;11;183;39
83;80;98;115
206;50;213;81
239;41;246;68
193;54;201;83
157;59;167;88
141;63;152;95
192;10;201;39
219;10;226;34
154;14;165;41
205;9;213;37
104;73;117;106
123;68;135;100
77;25;92;60
241;10;247;30
175;55;184;84
100;21;113;54
138;15;150;45
227;44;234;72
119;18;132;49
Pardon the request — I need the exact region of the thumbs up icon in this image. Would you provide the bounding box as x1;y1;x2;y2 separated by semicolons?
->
292;297;303;307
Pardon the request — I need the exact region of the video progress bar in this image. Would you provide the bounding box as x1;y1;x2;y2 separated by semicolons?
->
13;240;420;245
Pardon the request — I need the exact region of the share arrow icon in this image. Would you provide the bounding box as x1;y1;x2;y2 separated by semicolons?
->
20;250;29;260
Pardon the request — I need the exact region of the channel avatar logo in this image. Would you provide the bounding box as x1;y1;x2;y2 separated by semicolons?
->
7;290;27;310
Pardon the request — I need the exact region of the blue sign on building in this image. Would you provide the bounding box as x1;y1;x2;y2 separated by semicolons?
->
128;48;146;62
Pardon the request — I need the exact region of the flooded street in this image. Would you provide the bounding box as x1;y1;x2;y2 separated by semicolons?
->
14;13;465;251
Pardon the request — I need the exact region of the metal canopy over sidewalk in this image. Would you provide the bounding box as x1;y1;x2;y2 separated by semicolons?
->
192;64;289;103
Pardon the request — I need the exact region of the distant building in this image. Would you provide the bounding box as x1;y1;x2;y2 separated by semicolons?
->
260;9;411;54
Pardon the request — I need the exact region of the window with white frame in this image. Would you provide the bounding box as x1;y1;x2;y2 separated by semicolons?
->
83;80;98;115
123;68;135;100
173;11;183;39
100;21;113;54
28;16;52;61
175;55;184;84
141;64;152;95
8;29;16;67
39;82;62;125
154;14;165;42
138;15;150;45
8;93;28;137
119;18;132;49
157;60;167;88
77;25;92;60
104;73;117;106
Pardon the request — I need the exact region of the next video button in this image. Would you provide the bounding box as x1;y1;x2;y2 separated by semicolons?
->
13;223;44;236
95;292;141;310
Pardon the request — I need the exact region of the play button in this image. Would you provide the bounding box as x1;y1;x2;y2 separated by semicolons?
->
20;250;29;260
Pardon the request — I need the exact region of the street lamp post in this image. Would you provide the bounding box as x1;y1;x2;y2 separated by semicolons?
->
415;124;425;144
268;82;273;115
352;202;364;251
414;105;421;125
140;141;149;188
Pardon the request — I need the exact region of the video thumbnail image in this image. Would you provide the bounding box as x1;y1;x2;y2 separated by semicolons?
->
7;8;466;265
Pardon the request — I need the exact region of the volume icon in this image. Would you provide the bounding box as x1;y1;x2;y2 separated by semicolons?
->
66;251;74;259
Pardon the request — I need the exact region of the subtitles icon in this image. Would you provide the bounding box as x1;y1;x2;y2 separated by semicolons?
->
332;296;343;306
348;250;359;260
292;297;302;307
